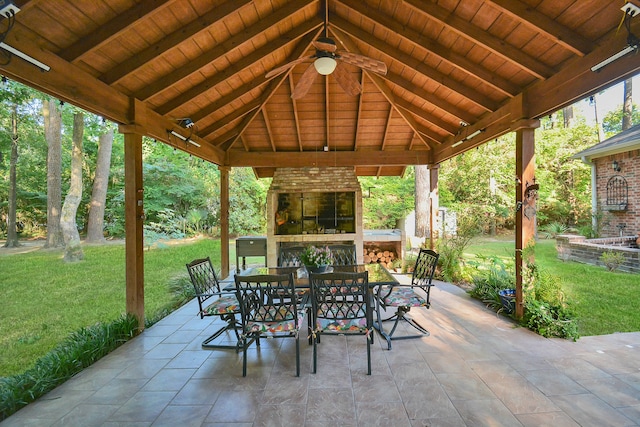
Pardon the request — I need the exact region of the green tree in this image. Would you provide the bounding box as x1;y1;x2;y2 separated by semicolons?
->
359;172;415;229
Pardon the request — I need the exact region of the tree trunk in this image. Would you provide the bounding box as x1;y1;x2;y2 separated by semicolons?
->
86;128;114;243
61;112;84;262
622;78;632;131
562;105;574;128
44;98;64;248
415;165;430;237
4;105;20;248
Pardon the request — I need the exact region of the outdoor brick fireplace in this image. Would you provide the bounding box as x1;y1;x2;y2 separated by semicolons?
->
266;167;363;266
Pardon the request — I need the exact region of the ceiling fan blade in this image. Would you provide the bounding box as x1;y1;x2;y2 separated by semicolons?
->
333;62;361;96
291;63;318;99
338;51;387;75
265;56;312;79
313;37;337;53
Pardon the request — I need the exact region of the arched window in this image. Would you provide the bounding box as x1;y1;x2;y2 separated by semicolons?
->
605;175;628;210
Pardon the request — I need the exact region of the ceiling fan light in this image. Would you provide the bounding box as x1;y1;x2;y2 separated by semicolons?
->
314;57;337;75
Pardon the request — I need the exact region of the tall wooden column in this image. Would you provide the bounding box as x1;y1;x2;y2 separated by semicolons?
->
123;131;145;329
428;164;439;250
219;166;230;278
515;126;537;319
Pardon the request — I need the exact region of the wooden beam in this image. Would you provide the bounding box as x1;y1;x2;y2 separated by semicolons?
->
123;131;145;330
487;0;593;56
61;0;173;62
155;18;322;115
403;0;555;79
228;149;432;167
515;127;536;319
219;166;230;277
135;0;316;101
331;15;500;111
198;99;261;139
100;0;253;84
290;75;304;151
338;0;518;97
429;164;439;250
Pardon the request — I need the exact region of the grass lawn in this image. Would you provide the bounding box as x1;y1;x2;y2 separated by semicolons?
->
0;237;230;377
464;236;640;337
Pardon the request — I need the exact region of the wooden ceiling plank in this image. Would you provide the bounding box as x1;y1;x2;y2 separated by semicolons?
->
135;0;316;101
100;0;253;85
155;19;322;116
60;0;173;62
330;16;499;111
325;75;330;148
487;0;592;56
403;0;554;79
337;0;518;97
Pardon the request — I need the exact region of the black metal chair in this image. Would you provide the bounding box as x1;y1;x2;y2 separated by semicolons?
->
234;273;303;377
186;257;242;350
278;245;305;267
374;248;439;349
329;244;357;265
309;271;373;375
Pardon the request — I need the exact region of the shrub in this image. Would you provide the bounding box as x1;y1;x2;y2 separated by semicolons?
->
600;250;625;272
0;314;139;421
539;222;568;239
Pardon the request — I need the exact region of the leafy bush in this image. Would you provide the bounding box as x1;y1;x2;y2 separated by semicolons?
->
435;206;484;282
467;251;579;341
539;222;568;239
468;255;514;312
0;314;139;421
600;250;625;272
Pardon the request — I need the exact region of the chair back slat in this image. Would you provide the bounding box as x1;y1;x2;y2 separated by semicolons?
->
234;273;299;325
411;249;439;289
329;244;357;266
186;257;221;312
310;272;370;321
278;246;305;267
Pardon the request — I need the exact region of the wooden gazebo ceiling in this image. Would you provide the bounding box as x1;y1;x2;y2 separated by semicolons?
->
2;0;640;177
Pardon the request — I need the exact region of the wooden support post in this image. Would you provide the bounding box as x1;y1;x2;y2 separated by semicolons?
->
515;127;536;319
123;131;145;330
220;166;230;278
428;164;439;250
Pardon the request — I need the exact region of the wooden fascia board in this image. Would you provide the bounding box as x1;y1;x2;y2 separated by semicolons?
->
227;149;433;167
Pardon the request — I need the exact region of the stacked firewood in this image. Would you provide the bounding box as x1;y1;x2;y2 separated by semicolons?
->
363;247;397;268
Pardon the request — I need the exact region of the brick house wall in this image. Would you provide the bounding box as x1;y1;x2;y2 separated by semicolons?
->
595;149;640;237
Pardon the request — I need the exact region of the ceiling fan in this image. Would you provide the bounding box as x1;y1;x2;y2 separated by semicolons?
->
264;1;387;99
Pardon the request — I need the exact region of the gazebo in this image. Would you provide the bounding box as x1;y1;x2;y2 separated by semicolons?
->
1;0;639;324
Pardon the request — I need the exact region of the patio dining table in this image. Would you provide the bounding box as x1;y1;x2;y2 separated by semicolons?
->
232;263;400;349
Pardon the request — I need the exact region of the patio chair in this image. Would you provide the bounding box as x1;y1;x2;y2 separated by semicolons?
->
278;245;305;267
329;244;357;265
186;257;242;350
375;248;439;349
309;271;373;375
234;273;304;377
